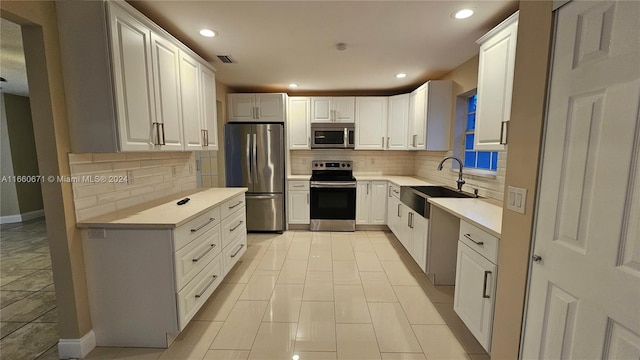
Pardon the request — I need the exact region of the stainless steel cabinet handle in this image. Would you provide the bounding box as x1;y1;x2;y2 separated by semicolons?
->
409;212;414;228
407;212;411;227
246;134;252;184
366;183;369;195
397;204;401;217
387;136;390;149
191;218;215;233
393;189;399;194
159;123;166;145
464;233;484;246
202;130;207;146
499;121;508;145
153;122;162;145
229;201;243;209
413;134;417;147
230;220;244;232
195;275;218;298
382;137;385;148
388;186;392;197
231;244;245;258
192;244;216;262
307;193;309;204
204;129;209;146
482;271;492;298
293;184;305;188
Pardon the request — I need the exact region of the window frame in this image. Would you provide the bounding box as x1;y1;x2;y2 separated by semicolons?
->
462;93;499;173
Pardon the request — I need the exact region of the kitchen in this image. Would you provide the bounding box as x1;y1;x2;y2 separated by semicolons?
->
0;1;638;360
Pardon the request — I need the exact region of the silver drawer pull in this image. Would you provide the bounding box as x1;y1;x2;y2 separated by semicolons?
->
195;275;218;298
192;244;216;262
230;220;244;232
293;184;305;188
229;201;243;209
230;244;245;258
191;218;215;233
464;233;484;246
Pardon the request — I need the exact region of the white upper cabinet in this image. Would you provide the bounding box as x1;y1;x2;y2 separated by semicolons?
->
474;12;519;151
311;97;355;123
387;94;410;150
56;1;216;152
355;97;388;150
227;93;286;122
288;97;311;149
199;66;218;150
408;80;453;151
150;33;183;151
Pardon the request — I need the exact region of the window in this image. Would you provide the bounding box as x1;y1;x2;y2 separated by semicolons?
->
464;94;498;171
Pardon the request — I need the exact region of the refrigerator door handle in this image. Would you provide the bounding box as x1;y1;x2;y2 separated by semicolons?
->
252;133;258;184
246;133;252;184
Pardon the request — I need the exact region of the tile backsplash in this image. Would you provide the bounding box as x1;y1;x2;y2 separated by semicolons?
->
290;150;415;175
69;152;197;222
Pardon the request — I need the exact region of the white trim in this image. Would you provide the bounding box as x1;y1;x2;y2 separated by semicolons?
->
0;209;45;224
58;330;96;359
0;214;23;224
21;209;45;221
476;11;519;44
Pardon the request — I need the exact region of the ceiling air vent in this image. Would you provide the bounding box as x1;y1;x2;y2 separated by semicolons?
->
216;55;237;64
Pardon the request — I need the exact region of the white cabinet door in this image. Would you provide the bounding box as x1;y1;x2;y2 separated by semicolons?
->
109;5;155;151
454;241;496;352
398;204;412;251
387;94;409;150
410;213;428;272
475;13;518;151
356;181;371;225
228;94;256;122
387;193;398;233
288;97;311;149
150;33;183;151
179;50;203;149
311;97;332;123
408;84;426;149
408;81;452;151
333;97;355;123
355;97;387;150
200;66;218;150
255;94;285;122
370;181;388;225
288;191;310;224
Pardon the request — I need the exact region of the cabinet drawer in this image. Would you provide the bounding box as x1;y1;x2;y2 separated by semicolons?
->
459;220;499;263
221;194;245;219
174;207;221;251
174;224;222;291
177;254;223;330
388;183;400;199
223;232;247;276
288;181;310;191
221;207;246;248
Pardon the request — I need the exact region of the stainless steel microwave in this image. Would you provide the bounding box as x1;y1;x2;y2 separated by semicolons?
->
311;123;355;149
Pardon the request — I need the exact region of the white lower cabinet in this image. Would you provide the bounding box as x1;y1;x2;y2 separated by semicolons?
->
356;181;387;225
409;211;428;272
82;193;246;348
386;186;428;271
454;221;499;353
288;181;310;225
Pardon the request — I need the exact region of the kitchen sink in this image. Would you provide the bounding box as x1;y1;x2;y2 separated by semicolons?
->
400;186;476;218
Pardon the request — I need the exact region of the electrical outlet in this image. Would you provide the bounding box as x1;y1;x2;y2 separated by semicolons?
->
126;170;134;185
88;228;106;239
189;164;194;175
507;186;527;214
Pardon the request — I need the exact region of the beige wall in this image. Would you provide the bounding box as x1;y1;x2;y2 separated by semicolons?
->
1;0;92;339
491;1;554;358
3;93;44;214
1;94;20;217
215;80;233;186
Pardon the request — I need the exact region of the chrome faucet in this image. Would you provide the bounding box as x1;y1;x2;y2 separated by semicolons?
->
437;156;465;191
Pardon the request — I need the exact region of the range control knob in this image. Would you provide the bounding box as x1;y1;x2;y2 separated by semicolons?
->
314;163;318;167
341;163;345;167
320;163;324;167
347;163;351;167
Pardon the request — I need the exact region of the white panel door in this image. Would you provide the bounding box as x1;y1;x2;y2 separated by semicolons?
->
200;66;218;150
387;94;410;150
288;97;311;149
256;94;285;122
150;33;183;151
370;181;388;225
523;1;640;359
356;181;371;224
109;5;155;151
411;213;428;272
333;97;355;123
228;94;256;122
311;97;332;123
179;51;202;149
288;191;310;224
409;85;426;149
355;97;387;150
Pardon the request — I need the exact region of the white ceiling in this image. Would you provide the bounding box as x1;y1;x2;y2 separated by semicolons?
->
129;0;519;94
0;18;28;97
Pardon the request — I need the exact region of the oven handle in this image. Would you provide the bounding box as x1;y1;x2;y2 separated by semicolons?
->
310;181;357;188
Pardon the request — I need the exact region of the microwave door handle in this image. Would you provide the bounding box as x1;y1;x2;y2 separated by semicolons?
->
246;133;252;184
344;128;348;148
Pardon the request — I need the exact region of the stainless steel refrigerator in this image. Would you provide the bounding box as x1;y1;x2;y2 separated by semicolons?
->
224;123;285;232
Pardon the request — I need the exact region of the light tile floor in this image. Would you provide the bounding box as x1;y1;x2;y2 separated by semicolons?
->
85;230;489;360
0;219;59;360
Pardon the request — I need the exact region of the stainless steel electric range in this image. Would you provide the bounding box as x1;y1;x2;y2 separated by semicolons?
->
309;160;356;232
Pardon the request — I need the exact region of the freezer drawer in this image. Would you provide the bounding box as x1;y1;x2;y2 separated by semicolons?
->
246;193;284;232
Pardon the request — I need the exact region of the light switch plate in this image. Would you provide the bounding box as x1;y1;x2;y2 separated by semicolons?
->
507;186;527;214
88;228;106;239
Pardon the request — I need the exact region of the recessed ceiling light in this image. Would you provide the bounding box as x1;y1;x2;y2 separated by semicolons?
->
396;73;407;79
289;83;299;88
454;9;474;19
199;29;217;38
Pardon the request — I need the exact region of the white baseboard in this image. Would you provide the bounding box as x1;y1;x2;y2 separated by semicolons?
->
0;209;44;224
58;330;96;359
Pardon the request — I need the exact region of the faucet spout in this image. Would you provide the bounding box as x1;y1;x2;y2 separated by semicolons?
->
437;156;465;191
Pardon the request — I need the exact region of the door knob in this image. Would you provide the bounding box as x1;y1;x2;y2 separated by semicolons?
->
532;254;542;263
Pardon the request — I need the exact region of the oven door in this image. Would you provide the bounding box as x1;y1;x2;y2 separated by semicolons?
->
310;181;356;220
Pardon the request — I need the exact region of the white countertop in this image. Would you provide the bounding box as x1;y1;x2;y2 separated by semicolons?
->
288;175;311;180
77;187;247;229
428;198;502;237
